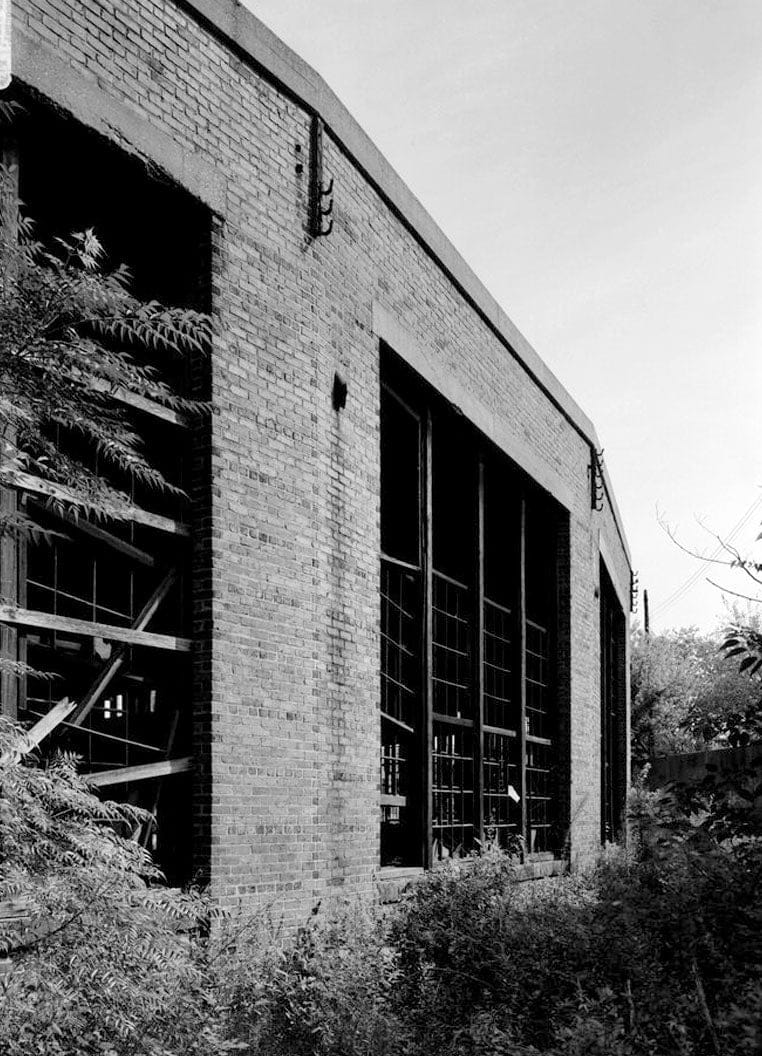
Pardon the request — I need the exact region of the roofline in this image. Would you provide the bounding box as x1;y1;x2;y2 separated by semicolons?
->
175;1;631;566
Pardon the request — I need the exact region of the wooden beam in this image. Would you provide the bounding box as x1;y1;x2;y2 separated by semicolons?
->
86;378;188;427
4;471;189;537
0;899;32;923
85;756;192;788
68;570;179;727
26;709;163;754
0;697;75;764
30;500;158;569
0;605;191;653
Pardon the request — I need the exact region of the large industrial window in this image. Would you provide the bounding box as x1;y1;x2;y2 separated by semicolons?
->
600;561;626;843
379;349;568;867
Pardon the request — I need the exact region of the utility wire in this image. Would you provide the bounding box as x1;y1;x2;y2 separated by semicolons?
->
652;493;762;617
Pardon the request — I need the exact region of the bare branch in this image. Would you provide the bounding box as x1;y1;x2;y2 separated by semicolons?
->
706;579;762;606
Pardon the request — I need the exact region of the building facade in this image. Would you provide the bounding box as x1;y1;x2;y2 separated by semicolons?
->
0;0;631;920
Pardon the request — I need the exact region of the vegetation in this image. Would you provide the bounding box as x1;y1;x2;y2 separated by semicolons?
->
2;709;760;1056
0;173;210;520
0;171;211;683
631;619;762;766
0;716;227;1056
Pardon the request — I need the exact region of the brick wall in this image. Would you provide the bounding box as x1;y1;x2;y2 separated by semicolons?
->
12;0;632;922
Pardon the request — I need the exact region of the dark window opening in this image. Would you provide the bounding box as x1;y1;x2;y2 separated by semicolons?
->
524;502;557;855
379;347;567;868
0;99;210;885
482;459;521;849
379;385;423;867
600;561;626;844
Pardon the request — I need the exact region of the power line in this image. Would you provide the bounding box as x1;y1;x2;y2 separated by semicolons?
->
652;493;762;617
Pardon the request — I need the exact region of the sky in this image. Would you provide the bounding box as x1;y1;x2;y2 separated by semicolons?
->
243;0;762;635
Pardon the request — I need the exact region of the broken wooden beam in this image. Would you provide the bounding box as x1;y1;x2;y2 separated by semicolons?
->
85;756;192;788
0;697;75;764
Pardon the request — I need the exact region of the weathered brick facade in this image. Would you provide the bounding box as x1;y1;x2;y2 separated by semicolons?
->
7;0;632;921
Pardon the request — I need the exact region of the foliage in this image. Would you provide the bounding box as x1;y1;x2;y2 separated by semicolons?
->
630;621;762;764
2;716;762;1056
0;717;233;1056
214;906;411;1056
0;173;211;530
720;617;762;744
385;786;762;1056
0;169;211;688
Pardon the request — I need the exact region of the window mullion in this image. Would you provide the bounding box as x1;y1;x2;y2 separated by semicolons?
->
518;494;528;853
474;455;485;849
422;407;434;868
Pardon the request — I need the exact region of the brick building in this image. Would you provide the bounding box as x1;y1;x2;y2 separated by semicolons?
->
0;0;631;919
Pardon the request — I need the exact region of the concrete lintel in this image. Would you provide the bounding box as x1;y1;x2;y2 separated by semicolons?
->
12;27;226;215
373;302;577;515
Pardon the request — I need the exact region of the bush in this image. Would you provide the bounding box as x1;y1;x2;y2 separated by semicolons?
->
0;717;229;1056
2;710;761;1056
215;906;410;1056
387;796;762;1056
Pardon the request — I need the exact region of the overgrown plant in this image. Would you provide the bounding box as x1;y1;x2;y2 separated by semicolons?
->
0;717;232;1056
0;168;211;527
630;621;762;764
2;738;762;1055
0;165;211;687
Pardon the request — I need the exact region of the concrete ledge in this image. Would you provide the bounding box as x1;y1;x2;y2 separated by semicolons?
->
376;859;568;905
376;867;424;905
178;0;630;563
514;858;568;882
12;27;227;214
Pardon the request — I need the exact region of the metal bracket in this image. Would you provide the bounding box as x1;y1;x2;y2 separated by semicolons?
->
590;447;605;511
630;570;639;614
309;115;334;237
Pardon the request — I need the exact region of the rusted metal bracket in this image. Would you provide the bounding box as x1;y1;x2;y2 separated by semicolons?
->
309;114;334;237
630;570;639;614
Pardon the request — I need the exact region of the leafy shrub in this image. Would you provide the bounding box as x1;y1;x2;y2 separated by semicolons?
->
0;180;212;529
388;794;762;1056
0;717;228;1056
215;905;411;1056
2;711;761;1056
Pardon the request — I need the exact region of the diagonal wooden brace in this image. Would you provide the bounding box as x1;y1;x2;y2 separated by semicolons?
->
67;569;178;728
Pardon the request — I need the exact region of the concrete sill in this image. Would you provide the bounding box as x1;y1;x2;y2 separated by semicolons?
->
375;859;567;904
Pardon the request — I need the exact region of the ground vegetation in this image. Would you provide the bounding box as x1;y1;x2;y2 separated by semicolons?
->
1;710;760;1056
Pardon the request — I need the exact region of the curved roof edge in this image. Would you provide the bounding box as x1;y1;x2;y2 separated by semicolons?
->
177;1;629;565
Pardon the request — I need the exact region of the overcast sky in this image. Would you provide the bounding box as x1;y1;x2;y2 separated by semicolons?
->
243;0;762;635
